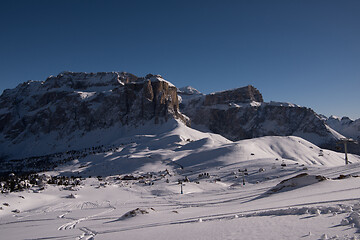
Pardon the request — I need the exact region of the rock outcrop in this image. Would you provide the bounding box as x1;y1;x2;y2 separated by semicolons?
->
178;85;345;149
204;85;263;106
0;72;188;159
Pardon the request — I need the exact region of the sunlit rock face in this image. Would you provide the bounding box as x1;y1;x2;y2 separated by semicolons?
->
0;72;188;159
178;85;348;151
203;85;263;106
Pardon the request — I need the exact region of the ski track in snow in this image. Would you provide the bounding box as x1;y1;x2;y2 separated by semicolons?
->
77;227;97;240
57;205;115;240
58;183;360;239
74;199;360;240
1;179;360;240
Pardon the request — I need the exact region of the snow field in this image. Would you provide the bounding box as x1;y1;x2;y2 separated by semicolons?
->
1;120;360;239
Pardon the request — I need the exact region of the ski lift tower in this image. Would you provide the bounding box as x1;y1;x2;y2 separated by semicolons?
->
338;138;358;165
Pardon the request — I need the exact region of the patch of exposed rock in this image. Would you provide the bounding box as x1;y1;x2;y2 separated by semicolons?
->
204;85;263;106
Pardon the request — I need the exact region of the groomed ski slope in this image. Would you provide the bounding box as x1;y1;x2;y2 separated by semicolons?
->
1;119;360;240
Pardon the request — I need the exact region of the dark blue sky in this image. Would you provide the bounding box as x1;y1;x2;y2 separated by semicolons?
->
1;0;359;119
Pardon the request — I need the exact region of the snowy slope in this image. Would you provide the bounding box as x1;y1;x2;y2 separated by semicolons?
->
35;120;357;178
1;120;360;239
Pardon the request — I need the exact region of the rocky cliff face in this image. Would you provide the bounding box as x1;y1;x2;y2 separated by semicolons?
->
178;85;345;149
204;85;263;106
0;72;188;159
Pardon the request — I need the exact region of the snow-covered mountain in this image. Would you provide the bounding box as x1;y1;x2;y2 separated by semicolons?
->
0;71;357;163
0;72;188;160
178;85;347;150
2;72;360;240
326;115;360;141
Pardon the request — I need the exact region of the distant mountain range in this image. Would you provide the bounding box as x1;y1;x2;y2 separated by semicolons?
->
324;115;360;140
0;71;359;163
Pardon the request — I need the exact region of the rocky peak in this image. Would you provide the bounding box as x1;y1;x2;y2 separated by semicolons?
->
340;116;353;125
0;71;188;159
45;71;123;89
179;85;347;151
328;115;341;120
204;85;263;106
178;86;202;95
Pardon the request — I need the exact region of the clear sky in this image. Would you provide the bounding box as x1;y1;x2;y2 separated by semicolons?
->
1;0;359;119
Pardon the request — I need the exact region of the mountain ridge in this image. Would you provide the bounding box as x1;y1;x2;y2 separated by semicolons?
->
178;86;347;148
1;71;359;162
0;72;187;160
